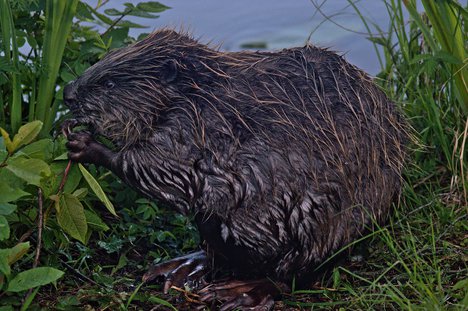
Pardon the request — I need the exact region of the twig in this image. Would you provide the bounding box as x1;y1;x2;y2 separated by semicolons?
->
18;160;73;243
101;13;128;38
58;160;73;193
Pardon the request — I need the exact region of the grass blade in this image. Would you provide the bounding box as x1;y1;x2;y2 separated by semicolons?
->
0;0;22;133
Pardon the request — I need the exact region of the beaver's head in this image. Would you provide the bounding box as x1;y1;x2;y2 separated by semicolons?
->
64;29;219;147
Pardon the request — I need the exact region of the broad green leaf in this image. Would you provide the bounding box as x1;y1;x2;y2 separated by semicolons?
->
103;8;121;16
79;164;117;216
0;165;25;189
88;6;113;25
11;121;43;152
117;21;147;29
7;242;30;265
0;182;29;203
127;10;158;18
0;306;14;311
137;33;150;41
102;27;129;49
0;249;10;275
54;152;69;161
60;71;76;83
137;2;171;13
6;156;51;186
0;127;13;154
16;37;26;48
73;188;88;199
0;216;10;240
50;194;60;213
63;164;82;194
84;209;109;231
17;138;53;161
0;242;30;276
6;267;64;292
57;193;88;243
76;2;94;19
0;203;16;215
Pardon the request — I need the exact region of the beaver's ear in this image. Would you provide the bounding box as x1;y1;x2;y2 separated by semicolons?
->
161;59;178;84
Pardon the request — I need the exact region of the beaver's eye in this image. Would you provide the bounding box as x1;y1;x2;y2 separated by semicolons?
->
105;80;115;89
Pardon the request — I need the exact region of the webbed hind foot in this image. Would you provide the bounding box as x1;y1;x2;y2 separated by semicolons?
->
199;278;285;311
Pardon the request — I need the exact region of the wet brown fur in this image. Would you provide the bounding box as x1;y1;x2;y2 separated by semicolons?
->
65;29;407;282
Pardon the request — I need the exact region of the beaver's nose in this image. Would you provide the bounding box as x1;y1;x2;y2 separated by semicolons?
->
63;82;77;108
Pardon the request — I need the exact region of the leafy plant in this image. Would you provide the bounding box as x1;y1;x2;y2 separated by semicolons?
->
0;2;171;308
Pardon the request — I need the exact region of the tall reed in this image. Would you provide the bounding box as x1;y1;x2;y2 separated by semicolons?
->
405;0;467;112
0;0;22;133
34;0;78;136
359;0;467;199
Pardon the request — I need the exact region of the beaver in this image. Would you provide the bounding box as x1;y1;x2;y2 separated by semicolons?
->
63;29;407;310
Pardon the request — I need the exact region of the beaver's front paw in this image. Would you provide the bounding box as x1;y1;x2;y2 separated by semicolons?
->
65;132;102;164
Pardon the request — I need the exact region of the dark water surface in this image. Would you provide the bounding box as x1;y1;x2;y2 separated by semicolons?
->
89;0;397;75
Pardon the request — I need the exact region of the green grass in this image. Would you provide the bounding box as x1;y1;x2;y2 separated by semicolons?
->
285;186;466;310
283;0;468;309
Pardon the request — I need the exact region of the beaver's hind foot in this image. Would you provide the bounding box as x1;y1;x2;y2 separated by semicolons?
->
199;278;284;311
143;250;209;293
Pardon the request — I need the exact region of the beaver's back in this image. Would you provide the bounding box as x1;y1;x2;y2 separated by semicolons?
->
195;44;405;211
189;45;406;279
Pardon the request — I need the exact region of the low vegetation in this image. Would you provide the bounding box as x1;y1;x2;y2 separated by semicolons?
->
0;0;466;310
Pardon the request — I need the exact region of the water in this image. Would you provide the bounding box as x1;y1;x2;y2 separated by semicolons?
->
90;0;396;75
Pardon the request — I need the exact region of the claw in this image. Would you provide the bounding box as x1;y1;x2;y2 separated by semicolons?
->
61;119;79;138
143;251;209;293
